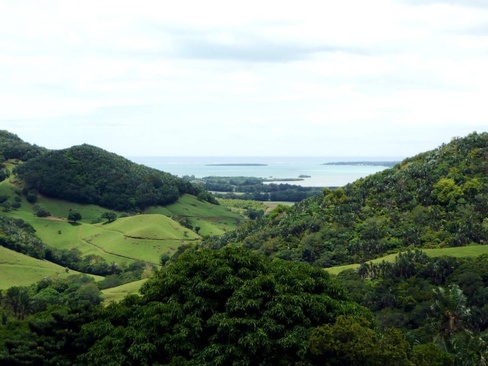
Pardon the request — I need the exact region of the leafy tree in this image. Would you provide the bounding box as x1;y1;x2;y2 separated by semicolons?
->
308;315;410;365
67;209;82;223
101;211;117;223
431;284;471;337
79;246;369;365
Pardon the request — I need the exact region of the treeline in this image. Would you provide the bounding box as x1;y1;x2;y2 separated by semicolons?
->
14;144;217;211
0;130;45;163
198;175;323;202
335;250;488;365
204;132;488;266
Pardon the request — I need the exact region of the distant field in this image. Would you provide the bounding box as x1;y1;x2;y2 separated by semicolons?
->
0;246;103;289
102;279;147;304
325;245;488;275
145;194;244;236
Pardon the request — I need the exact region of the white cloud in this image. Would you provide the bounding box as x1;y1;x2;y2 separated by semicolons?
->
1;0;487;157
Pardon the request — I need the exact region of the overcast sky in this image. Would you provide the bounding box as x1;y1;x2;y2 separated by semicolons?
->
1;0;487;158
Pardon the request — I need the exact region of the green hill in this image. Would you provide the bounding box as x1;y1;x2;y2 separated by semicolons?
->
0;132;244;289
13;143;213;211
203;132;488;267
0;130;45;162
101;278;147;304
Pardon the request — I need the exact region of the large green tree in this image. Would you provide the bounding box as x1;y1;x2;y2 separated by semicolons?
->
79;246;370;365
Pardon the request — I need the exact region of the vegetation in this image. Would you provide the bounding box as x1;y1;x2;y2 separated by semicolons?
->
0;246;102;289
14;144;216;211
3;246;487;364
204;132;488;267
0;246;379;365
196;175;324;202
1;130;488;364
0;131;45;163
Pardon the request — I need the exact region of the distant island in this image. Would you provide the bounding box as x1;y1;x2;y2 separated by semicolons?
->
323;161;400;167
206;163;268;166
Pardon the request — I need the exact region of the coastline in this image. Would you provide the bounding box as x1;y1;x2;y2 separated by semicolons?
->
128;156;400;187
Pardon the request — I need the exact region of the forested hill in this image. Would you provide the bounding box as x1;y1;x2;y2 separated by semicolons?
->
12;143;215;211
204;132;488;267
0;131;45;161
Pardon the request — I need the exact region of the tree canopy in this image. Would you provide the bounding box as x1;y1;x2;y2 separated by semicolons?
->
204;132;488;266
79;246;370;365
14;144;212;211
0;130;45;162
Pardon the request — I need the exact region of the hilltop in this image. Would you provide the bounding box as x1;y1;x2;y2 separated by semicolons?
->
204;132;488;267
13;142;216;211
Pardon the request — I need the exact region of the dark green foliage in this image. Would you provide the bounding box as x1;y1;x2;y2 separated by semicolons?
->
205;176;323;202
336;252;488;364
308;315;410;365
79;246;369;365
0;169;8;182
25;189;38;204
0;130;45;162
101;211;117;223
0;275;102;365
34;204;51;217
14;144;211;211
204;132;488;266
67;209;82;223
0;216;46;259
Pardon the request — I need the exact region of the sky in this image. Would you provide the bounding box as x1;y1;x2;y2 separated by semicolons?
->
1;0;487;158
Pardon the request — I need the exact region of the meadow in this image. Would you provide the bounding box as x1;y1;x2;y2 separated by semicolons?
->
0;246;103;289
0;173;243;289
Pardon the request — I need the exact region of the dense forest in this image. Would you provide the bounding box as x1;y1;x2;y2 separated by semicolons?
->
204;132;488;267
14;143;217;211
0;131;45;163
3;245;488;364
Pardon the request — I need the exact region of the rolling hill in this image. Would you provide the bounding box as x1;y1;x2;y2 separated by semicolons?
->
0;131;244;289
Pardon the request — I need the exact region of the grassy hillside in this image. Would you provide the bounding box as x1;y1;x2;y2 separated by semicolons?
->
0;134;246;289
0;182;239;266
101;278;147;304
326;244;488;275
0;246;102;289
145;194;243;237
203;132;488;267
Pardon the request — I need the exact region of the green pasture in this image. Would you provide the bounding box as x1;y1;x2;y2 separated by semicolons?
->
105;214;200;240
102;279;147;304
325;245;488;275
145;194;243;236
0;246;103;289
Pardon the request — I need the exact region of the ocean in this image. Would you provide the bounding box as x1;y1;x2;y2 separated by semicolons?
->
128;156;401;187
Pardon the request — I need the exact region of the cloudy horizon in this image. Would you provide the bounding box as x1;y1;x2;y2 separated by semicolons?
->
1;0;487;158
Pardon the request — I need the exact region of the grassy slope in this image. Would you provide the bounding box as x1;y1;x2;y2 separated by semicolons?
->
0;246;103;289
101;279;147;304
0;173;245;288
145;194;244;237
326;245;488;275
